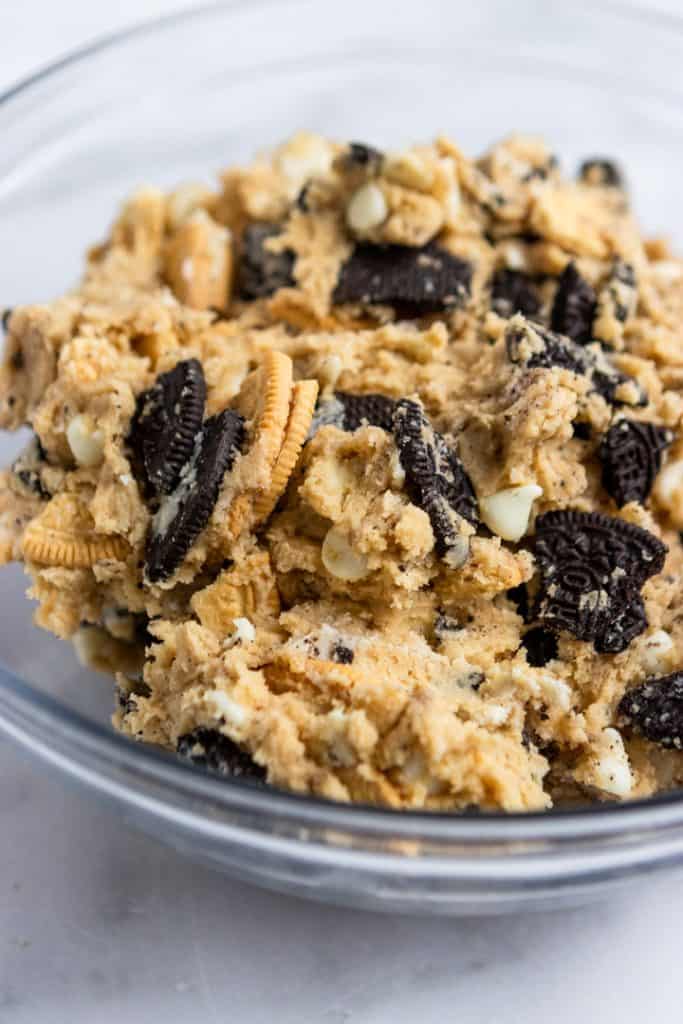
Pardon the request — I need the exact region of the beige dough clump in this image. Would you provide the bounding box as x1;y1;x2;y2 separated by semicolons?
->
2;133;683;812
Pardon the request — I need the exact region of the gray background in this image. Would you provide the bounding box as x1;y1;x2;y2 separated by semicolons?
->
1;3;681;1021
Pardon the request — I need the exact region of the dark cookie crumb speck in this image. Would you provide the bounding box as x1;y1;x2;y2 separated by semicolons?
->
572;420;592;441
331;642;354;664
619;673;683;749
177;728;266;780
578;158;624;189
347;142;384;167
507;583;531;622
521;627;559;667
599;418;672;507
550;262;597;345
1;308;12;333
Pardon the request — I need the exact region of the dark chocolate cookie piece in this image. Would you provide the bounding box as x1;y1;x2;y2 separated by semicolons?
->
506;317;646;407
599;418;673;507
330;641;354;664
533;510;666;654
490;269;541;319
550;263;597;344
239;223;295;299
177;728;266;779
333;242;472;313
393;398;478;566
145;408;245;583
619;673;683;750
308;392;397;438
521;627;559;667
336;392;397;432
129;359;206;497
12;435;50;499
346;142;384;167
578;158;624;188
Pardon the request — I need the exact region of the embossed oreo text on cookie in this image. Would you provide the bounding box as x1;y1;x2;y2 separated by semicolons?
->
533;510;667;654
619;673;683;749
145;408;245;583
392;398;478;567
239;223;295;299
177;728;266;780
129;359;206;497
600;418;673;507
333;242;472;313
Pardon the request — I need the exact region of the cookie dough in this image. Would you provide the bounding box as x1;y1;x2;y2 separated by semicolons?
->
3;132;683;812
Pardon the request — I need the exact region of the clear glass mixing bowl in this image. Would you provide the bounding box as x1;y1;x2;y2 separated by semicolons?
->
2;0;683;915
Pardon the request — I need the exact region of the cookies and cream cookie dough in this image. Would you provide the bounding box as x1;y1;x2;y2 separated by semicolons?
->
3;132;683;811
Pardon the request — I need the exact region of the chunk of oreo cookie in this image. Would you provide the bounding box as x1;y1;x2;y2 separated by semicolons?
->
177;728;266;779
533;510;666;654
145;408;245;582
599;418;673;507
1;308;12;333
309;392;397;438
392;398;478;566
333;242;472;313
239;223;295;299
330;641;354;664
618;673;683;749
12;435;50;499
578;158;624;188
550;263;597;344
337;392;397;431
129;359;206;497
347;142;384;167
506;316;646;407
490;269;541;319
521;627;558;667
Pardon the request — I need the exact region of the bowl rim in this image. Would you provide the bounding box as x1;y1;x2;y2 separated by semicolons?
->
2;0;683;847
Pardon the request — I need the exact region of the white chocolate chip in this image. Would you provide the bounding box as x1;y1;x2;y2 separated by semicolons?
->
346;183;388;234
321;527;369;581
389;449;406;488
640;629;674;675
501;241;528;272
66;414;105;467
589;728;633;798
318;354;343;394
276;133;333;188
482;703;510;727
206;691;249;728
479;484;542;542
232;617;256;644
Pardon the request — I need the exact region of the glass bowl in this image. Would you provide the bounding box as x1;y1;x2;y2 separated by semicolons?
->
3;0;683;916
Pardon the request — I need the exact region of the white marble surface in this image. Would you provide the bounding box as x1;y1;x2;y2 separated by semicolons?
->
2;3;683;1021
